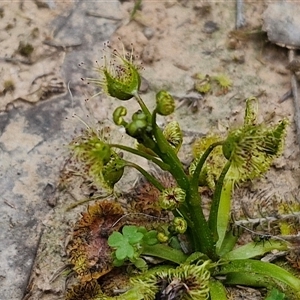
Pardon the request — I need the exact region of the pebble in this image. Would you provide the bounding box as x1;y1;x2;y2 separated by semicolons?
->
202;21;219;34
143;27;155;40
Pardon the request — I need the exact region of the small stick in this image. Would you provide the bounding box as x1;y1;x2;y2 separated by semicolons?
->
278;89;293;103
237;224;287;244
0;57;32;65
4;200;15;209
65;192;112;211
85;11;122;21
234;211;300;229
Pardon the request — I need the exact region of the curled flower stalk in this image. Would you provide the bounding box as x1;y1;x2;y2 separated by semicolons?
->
158;187;186;210
163;121;183;153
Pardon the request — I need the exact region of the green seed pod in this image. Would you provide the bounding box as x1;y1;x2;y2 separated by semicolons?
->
195;81;211;94
156;90;175;116
113;106;127;126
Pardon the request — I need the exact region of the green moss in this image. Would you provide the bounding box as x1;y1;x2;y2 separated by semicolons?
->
3;80;15;94
31;27;40;39
5;23;13;31
18;42;34;57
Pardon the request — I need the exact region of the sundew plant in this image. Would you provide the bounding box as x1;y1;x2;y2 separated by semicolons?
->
65;43;300;300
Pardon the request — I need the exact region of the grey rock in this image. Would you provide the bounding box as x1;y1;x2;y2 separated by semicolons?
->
263;2;300;49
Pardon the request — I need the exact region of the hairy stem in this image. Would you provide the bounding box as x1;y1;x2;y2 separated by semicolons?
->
151;108;189;189
134;92;152;120
109;143;170;171
190;141;224;189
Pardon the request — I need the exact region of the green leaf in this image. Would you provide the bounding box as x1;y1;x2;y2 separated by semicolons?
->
222;240;288;260
223;272;274;288
133;257;148;271
143;230;158;245
137;226;147;234
108;231;125;247
209;279;227;300
113;258;125;267
128;232;144;244
115;244;135;260
168;236;182;250
122;225;144;244
126;244;135;259
265;289;286;300
142;244;188;264
217;259;300;297
217;229;239;257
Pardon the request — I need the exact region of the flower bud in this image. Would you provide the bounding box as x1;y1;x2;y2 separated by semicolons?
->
126;119;148;138
132;110;147;121
156;90;175;116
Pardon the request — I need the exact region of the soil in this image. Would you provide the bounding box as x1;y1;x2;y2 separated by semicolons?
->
1;1;299;300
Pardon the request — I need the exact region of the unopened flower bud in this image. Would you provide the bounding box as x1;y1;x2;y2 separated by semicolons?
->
126;119;148;138
132;110;147;121
156;90;175;116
